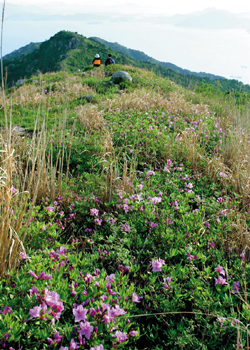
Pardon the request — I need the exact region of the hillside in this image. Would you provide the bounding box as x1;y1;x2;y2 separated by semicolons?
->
3;42;42;60
0;61;250;348
3;30;250;95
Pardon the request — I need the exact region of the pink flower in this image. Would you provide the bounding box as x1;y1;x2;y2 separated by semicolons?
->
60;347;69;350
151;197;162;204
90;345;107;350
112;331;128;343
240;252;245;260
45;206;55;212
150;258;165;272
11;185;17;194
106;274;115;283
78;321;94;340
167;159;173;167
215;265;225;276
215;276;228;286
73;304;88;322
132;292;143;303
29;270;38;279
163;277;173;289
69;339;79;349
29;286;40;299
57;246;67;255
38;272;52;280
138;184;143;190
219;172;227;178
149;222;158;228
187;251;197;261
41;225;46;231
29;304;47;319
44;288;64;320
130;331;139;336
90;208;99;216
94;218;102;226
147;170;155;176
20;252;30;259
3;306;12;315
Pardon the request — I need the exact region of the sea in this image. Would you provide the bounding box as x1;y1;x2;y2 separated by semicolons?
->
3;18;250;85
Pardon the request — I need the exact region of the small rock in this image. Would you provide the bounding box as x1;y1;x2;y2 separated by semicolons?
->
75;69;81;73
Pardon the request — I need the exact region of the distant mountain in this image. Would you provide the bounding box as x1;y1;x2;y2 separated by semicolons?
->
91;37;225;81
3;42;42;60
2;30;250;94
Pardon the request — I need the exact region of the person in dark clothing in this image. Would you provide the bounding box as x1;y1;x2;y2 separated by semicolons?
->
92;54;102;67
105;54;115;66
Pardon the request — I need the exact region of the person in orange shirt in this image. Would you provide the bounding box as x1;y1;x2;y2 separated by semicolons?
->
92;54;102;67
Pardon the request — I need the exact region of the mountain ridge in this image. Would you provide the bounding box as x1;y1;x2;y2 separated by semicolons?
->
2;30;250;94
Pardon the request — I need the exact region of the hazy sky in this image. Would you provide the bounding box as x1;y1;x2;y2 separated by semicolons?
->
4;0;250;15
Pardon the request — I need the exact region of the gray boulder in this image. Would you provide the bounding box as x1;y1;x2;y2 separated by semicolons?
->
12;126;26;134
81;94;94;103
111;71;133;84
16;79;27;86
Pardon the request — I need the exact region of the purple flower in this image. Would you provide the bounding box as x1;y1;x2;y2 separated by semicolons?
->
215;265;225;276
44;288;64;320
20;252;30;259
78;321;94;340
106;274;115;283
219;172;227;178
73;305;88;323
132;292;143;303
90;345;107;350
57;246;67;255
112;331;128;343
60;347;69;350
187;251;197;261
2;306;12;315
29;304;47;319
149;222;158;228
29;270;38;279
38;272;52;280
45;206;55;212
130;331;139;336
215;276;228;286
29;286;40;299
69;339;79;349
150;258;165;272
163;277;173;289
232;281;240;294
94;218;102;226
240;252;245;260
231;318;240;326
90;208;99;217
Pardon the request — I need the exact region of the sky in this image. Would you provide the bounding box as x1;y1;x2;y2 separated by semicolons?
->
4;0;250;15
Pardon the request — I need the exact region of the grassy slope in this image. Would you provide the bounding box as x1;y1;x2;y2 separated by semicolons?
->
0;63;250;349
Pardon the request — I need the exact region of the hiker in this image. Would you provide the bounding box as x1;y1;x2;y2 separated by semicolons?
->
92;54;102;67
105;54;115;66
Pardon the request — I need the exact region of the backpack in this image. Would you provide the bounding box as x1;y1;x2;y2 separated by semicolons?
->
105;57;114;66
